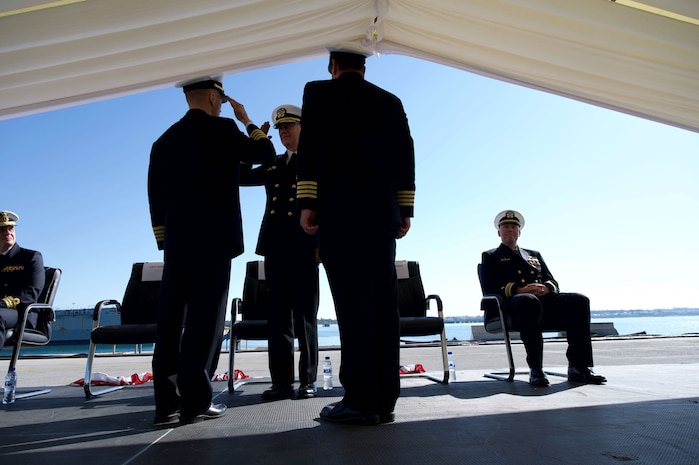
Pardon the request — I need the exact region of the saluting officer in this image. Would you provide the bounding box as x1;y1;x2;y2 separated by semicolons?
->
148;75;275;426
240;104;320;401
480;210;606;387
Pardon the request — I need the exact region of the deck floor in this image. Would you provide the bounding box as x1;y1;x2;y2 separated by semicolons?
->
1;336;698;465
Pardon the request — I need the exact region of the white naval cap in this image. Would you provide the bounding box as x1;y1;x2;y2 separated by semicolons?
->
272;104;302;128
175;74;226;97
494;210;524;229
0;211;19;227
326;42;373;58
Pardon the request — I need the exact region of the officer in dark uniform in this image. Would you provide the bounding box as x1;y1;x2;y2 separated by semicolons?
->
0;210;45;349
297;43;415;425
148;75;275;426
240;104;320;401
480;210;606;387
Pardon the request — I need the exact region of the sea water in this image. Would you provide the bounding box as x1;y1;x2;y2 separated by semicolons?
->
6;315;699;356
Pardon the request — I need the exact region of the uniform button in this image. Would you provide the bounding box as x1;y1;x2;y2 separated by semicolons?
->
287;212;293;216
270;210;276;215
521;279;526;283
274;184;280;188
289;197;294;202
272;197;277;201
517;270;522;274
530;271;535;275
292;184;296;188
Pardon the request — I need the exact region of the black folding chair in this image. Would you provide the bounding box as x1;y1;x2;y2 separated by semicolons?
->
228;260;270;392
397;260;449;384
84;262;161;398
3;266;61;399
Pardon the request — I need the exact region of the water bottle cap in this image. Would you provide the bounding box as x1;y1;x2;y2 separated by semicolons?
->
448;351;453;355
325;356;330;360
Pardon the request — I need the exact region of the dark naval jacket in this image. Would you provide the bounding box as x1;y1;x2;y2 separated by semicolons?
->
239;152;317;257
0;243;45;327
148;109;275;258
296;72;415;237
480;244;559;300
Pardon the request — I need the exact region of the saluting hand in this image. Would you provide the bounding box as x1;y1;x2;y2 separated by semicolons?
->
260;121;271;137
226;97;251;125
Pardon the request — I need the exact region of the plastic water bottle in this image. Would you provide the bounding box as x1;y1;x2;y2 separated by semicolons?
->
448;351;456;382
3;368;17;405
322;357;333;390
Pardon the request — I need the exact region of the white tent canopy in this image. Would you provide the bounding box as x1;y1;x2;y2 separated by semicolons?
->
2;0;698;132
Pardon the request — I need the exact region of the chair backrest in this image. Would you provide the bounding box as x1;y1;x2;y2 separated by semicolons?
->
397;260;427;318
476;263;486;295
38;267;61;306
5;267;62;344
31;267;62;336
240;260;268;321
119;262;162;325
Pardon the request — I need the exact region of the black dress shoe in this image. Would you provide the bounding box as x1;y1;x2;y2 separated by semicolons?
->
529;369;550;387
320;402;380;426
261;384;294;402
297;383;317;399
379;412;395;424
153;411;180;427
180;403;227;424
568;367;607;384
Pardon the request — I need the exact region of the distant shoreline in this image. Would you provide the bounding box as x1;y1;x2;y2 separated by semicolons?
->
318;308;699;326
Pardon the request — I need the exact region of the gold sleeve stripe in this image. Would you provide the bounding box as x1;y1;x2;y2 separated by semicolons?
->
297;181;317;199
504;282;515;298
397;190;415;207
249;128;268;141
2;296;19;309
153;225;165;241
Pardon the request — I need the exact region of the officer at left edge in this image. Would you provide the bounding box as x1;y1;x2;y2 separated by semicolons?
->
0;210;45;349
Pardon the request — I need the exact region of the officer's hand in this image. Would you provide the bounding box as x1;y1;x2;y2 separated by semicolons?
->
260;121;271;136
227;97;251;124
396;217;411;239
300;209;319;235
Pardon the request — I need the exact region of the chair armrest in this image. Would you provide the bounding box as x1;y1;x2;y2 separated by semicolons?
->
231;297;242;323
24;302;56;322
481;294;507;333
91;299;121;327
426;294;444;319
480;294;502;312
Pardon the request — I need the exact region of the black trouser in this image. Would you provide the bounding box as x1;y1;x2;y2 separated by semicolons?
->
505;292;593;370
152;251;230;417
0;308;18;348
264;252;319;387
320;231;399;416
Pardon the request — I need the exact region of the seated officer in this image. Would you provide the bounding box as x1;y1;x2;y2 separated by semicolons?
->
0;210;45;348
480;210;606;387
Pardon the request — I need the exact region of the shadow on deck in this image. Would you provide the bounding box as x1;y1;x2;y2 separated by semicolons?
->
1;336;698;465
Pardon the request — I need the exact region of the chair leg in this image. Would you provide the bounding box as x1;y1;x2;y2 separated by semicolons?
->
483;327;522;381
228;335;237;393
404;327;450;385
7;314;53;399
84;341;125;398
423;327;450;384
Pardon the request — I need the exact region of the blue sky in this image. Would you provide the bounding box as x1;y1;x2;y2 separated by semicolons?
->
2;54;698;319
